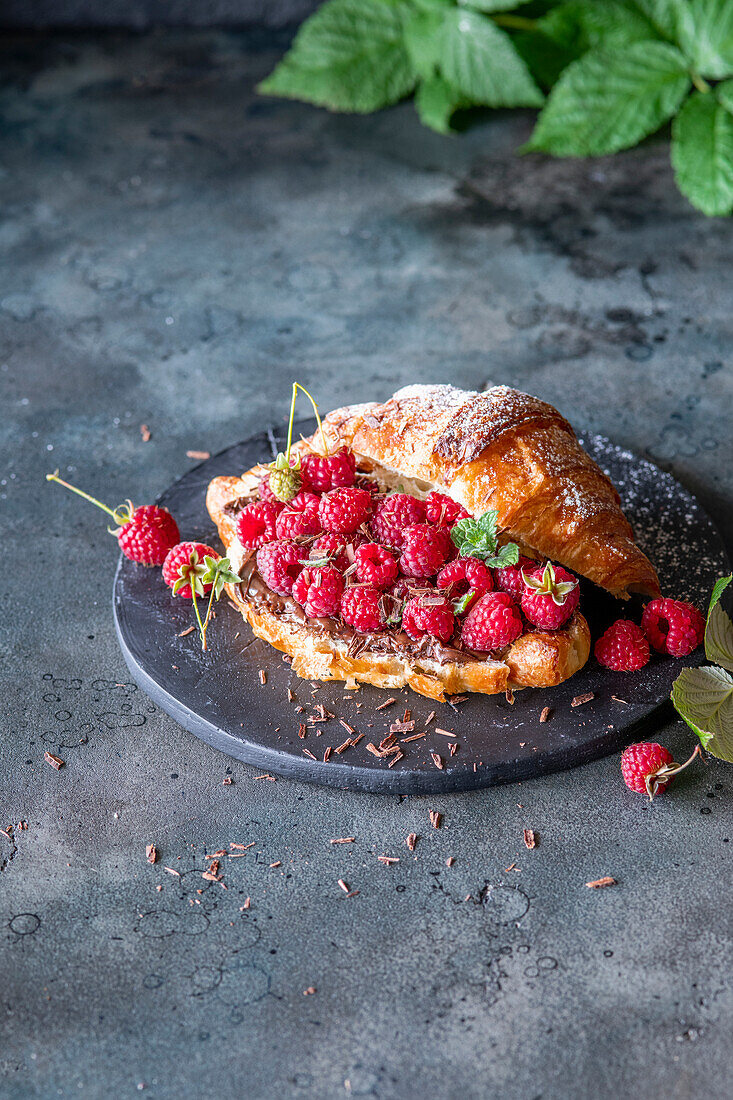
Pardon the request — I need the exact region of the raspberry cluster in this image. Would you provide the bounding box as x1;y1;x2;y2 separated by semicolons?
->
237;455;588;648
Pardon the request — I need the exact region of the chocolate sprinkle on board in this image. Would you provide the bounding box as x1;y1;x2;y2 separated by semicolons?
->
523;829;537;850
258;669;267;685
44;752;64;770
330;837;355;844
540;707;551;723
586;876;616;888
406;833;417;851
429;811;443;829
177;625;196;637
375;697;396;711
186;449;210;460
431;753;445;770
145;845;158;864
572;693;595;707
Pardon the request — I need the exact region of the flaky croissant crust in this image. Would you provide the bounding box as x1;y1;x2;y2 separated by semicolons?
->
316;384;660;600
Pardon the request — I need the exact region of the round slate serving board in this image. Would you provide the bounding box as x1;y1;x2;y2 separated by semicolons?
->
114;423;729;794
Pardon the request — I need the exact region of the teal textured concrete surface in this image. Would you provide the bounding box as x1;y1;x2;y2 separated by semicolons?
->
1;30;732;1100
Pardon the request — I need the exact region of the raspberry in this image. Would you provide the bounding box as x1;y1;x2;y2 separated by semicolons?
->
300;446;356;492
307;532;350;571
275;491;321;539
461;592;523;651
399;524;452;578
46;471;180;566
493;555;539;602
318;486;373;535
437;557;494;602
117;504;180;566
236;500;282;549
340;585;386;632
163;542;219;599
595;620;650;671
521;562;579;630
256;539;304;596
425;491;470;528
355;474;381;496
641;598;705;657
371;493;426;549
620;741;701;799
402;592;455;643
354;542;399;588
292;566;344;618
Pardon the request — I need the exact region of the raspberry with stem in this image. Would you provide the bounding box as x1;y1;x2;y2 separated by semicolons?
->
268;383;330;502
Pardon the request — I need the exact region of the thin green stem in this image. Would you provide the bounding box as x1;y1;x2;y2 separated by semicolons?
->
294;383;329;455
191;588;208;651
491;14;537;32
46;470;119;521
691;73;711;94
199;583;218;649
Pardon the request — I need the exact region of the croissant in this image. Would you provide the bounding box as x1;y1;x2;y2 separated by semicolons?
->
317;384;660;600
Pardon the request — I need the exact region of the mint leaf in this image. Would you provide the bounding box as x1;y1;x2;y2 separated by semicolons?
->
450;511;520;567
451;512;499;556
705;574;733;672
483;542;520;570
671;665;733;762
671;92;733;215
415;74;467;132
539;1;661;53
524;41;690;155
676;0;733;80
438;9;543;107
258;0;416;114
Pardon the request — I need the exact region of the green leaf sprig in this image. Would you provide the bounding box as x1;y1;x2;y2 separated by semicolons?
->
176;551;241;652
450;509;520;568
671;574;733;762
259;0;733;215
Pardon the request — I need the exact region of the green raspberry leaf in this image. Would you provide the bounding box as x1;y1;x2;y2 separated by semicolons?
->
438;9;544;107
676;0;733;80
717;78;733;114
403;8;444;79
538;0;662;53
633;0;687;40
258;0;416;114
671;92;733;215
671;665;733;762
415;74;468;132
457;0;523;11
524;41;690;156
705;574;733;672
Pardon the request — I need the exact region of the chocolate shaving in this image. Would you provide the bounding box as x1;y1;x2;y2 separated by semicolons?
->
431;752;444;770
222;776;233;785
406;833;417;851
586;876;616;889
298;724;307;739
230;842;255;850
376;697;397;711
254;774;276;780
164;867;181;877
611;696;628;704
146;845;158;864
446;856;455;867
338;718;355;734
377;856;399;864
330;837;355;844
302;748;317;760
177;625;196;637
523;829;537;850
387;751;404;768
425;711;436;725
402;730;426;743
303;987;316;996
335;739;352;754
434;728;455;738
429;810;443;829
258;669;267;685
572;693;595;707
140;423;151;442
44;752;64;770
186;449;210;460
540;706;551;723
323;747;332;762
389;720;415;733
338;879;350;893
448;742;458;757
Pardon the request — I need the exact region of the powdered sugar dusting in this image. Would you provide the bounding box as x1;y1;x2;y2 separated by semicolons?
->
580;434;729;601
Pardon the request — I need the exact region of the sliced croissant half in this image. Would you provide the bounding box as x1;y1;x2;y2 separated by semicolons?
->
318;384;660;600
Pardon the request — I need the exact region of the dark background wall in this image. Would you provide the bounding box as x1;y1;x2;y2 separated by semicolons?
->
1;1;318;28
